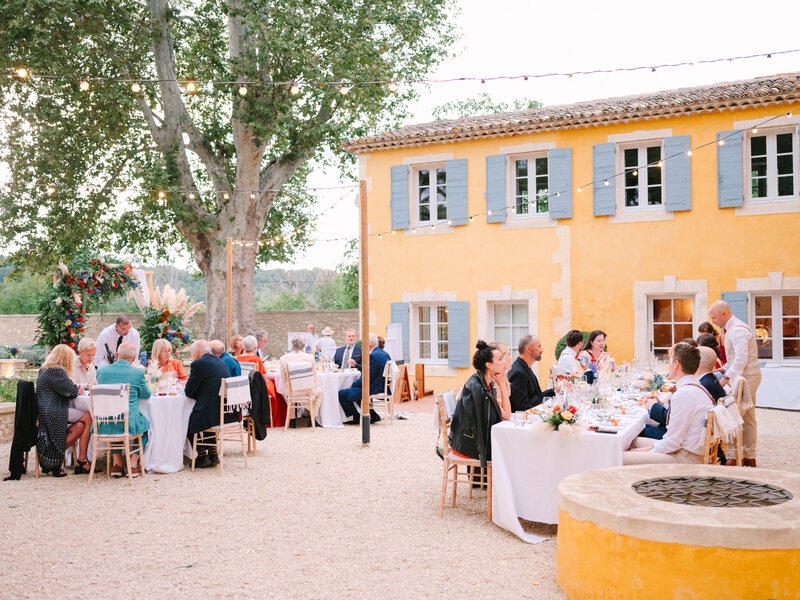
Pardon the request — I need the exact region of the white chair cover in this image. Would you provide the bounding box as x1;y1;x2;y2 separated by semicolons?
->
90;384;128;418
442;390;456;419
287;361;314;391
223;375;251;408
238;361;255;373
711;398;744;444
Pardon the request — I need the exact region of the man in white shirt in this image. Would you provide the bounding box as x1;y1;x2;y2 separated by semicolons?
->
94;315;140;368
624;343;714;465
254;330;269;361
305;323;320;352
709;300;761;466
556;330;584;376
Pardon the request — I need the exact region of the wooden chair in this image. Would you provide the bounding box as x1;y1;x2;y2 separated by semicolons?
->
88;383;144;483
436;393;492;521
720;380;745;466
192;376;250;472
283;361;317;431
369;361;398;423
701;410;722;465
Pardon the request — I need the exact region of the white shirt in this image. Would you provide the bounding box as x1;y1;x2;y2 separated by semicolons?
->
652;375;714;456
305;332;320;350
317;335;337;359
721;315;761;388
72;355;97;387
94;324;140;368
556;347;582;376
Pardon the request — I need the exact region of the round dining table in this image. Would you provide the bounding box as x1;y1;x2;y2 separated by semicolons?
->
263;369;361;428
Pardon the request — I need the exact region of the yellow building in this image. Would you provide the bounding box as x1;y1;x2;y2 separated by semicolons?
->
344;72;800;408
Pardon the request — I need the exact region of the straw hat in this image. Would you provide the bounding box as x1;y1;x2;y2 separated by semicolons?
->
321;326;334;336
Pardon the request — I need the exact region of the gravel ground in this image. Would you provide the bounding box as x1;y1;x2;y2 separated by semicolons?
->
2;407;798;600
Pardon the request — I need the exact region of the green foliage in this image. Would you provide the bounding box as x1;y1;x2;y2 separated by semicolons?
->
336;238;360;309
431;92;543;121
554;331;590;360
259;290;313;311
0;369;37;403
0;273;44;314
0;0;458;283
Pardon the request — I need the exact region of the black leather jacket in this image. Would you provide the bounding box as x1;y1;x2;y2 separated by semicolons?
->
449;372;502;467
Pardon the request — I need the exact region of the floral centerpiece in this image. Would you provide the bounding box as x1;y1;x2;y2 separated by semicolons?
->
139;285;203;357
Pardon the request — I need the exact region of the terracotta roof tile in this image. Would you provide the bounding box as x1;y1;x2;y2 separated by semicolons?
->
343;72;800;154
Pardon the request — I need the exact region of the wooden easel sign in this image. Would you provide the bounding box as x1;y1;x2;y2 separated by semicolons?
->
415;363;433;399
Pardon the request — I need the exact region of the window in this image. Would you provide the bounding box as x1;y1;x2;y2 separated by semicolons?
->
622;144;663;209
748;130;796;201
512;155;549;216
649;297;693;359
416;166;447;223
418;304;448;361
752;293;800;361
492;303;529;357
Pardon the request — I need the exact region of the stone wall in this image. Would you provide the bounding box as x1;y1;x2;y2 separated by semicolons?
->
0;310;359;359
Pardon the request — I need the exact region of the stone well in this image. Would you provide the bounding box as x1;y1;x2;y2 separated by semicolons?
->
556;464;800;599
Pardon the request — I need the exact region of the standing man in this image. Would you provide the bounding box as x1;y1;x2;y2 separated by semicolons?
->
305;323;319;352
254;330;269;361
338;333;389;424
95;315;140;368
708;300;761;466
508;335;555;412
334;329;362;370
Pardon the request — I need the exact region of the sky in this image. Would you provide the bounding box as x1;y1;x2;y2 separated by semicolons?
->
296;0;800;270
3;0;799;272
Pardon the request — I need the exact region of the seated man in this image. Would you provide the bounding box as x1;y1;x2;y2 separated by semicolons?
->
280;336;324;427
624;343;714;465
556;330;584;377
96;342;151;477
333;329;362;371
697;346;726;402
640;396;669;440
508;334;555;412
185;339;237;469
338;333;388;424
210;339;241;377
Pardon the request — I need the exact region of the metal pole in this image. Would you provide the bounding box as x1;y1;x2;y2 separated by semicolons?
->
227;237;233;349
359;180;370;447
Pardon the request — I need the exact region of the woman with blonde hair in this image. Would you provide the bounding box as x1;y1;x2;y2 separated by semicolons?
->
148;338;187;381
36;344;94;476
229;334;244;357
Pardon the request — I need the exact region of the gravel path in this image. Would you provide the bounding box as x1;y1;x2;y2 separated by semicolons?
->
2;407;798;599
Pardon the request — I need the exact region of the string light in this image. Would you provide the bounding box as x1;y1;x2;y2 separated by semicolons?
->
130;82;141;93
657;161;664;168
290;83;300;95
157;190;165;199
392;230;397;234
752;128;758;134
604;179;610;186
186;81;197;94
238;83;248;96
46;185;56;195
686;150;693;156
249;192;256;199
15;67;28;79
81;187;90;197
222;192;230;200
388;81;398;93
188;192;196;200
632;170;638;177
339;83;349;95
577;187;582;193
787;112;793;118
718;139;725;145
3;183;12;193
79;75;90;92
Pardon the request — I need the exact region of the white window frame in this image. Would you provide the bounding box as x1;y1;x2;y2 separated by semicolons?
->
491;302;530;358
647;295;695;359
744;127;798;204
411;163;448;227
749;291;800;364
619;141;664;211
508;152;550;219
413;302;449;365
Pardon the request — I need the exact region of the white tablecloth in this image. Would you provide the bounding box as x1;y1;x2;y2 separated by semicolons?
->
756;366;800;410
265;370;360;428
491;410;647;542
71;393;196;473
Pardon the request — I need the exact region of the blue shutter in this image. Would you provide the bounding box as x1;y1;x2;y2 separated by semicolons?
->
717;130;744;208
721;291;748;323
390;165;410;229
446;301;470;368
548;148;573;219
390;302;410;363
592;143;616;216
446;159;468;226
664;135;692;212
485;154;507;223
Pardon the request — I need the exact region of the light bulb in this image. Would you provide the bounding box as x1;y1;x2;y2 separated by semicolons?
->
377;233;382;239
469;216;474;222
556;192;561;197
249;192;256;199
3;183;12;193
15;67;28;79
188;192;196;200
657;161;663;168
632;170;638;177
238;83;248;96
447;220;452;225
290;83;300;95
392;230;397;235
577;187;582;193
81;187;91;197
604;179;610;186
222;192;230;200
46;185;56;195
687;150;693;157
718;139;725;146
339;83;349;95
787;112;793;119
487;210;493;216
131;82;141;93
186;81;197;94
157;191;165;199
79;76;90;92
388;81;398;93
752;128;758;134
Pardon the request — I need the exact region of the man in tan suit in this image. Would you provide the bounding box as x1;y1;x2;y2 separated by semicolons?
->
280;335;324;426
709;300;761;466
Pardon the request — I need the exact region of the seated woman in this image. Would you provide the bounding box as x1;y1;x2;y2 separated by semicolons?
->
556;329;585;377
578;329;617;372
488;341;513;419
72;337;98;387
148;338;187;381
229;334;244;357
697;333;724;370
698;321;726;363
96;342;151;477
236;335;266;375
36;344;94;476
448;341;510;467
